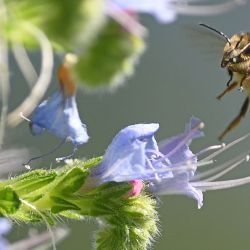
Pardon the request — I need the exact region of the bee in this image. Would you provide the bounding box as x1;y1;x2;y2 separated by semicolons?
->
200;24;250;140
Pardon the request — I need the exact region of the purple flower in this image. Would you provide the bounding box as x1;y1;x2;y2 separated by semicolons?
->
30;90;89;146
89;117;250;209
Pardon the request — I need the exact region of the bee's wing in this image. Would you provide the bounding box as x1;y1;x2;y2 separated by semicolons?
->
184;24;226;59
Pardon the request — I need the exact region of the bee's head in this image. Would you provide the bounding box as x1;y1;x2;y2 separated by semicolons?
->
221;33;250;68
199;24;250;70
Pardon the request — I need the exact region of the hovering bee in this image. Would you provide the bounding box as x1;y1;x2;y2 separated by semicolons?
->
200;24;250;140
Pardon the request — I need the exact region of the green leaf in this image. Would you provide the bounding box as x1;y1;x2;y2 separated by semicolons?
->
0;187;20;214
72;19;145;89
51;196;80;213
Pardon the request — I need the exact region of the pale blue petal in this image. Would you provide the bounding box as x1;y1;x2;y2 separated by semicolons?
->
159;117;204;165
90;123;159;184
149;173;203;208
30;91;89;145
149;117;205;208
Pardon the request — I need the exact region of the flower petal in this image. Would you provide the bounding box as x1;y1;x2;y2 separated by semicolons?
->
149;172;203;208
90;123;159;185
30;91;89;145
159;117;204;165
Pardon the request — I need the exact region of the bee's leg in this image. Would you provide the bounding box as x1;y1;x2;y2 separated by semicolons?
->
226;69;233;87
216;81;238;100
239;75;247;91
218;97;249;141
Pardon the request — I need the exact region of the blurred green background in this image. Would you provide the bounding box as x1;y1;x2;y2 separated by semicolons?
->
6;1;250;249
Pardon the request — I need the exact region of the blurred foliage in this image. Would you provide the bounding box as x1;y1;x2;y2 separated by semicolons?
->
3;0;146;90
5;0;106;50
72;19;145;89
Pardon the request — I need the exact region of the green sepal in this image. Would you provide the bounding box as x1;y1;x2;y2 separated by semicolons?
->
51;196;80;214
13;209;55;225
80;156;103;170
0;187;20;214
95;193;159;250
72;19;145;89
88;182;132;200
77;182;132;216
5;0;106;50
6;170;57;195
52;167;88;195
59;210;82;221
24;194;44;203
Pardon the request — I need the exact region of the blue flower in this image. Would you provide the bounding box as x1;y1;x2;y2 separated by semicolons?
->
89;117;250;209
25;65;89;164
148;117;205;207
30;90;89;146
90;123;160;185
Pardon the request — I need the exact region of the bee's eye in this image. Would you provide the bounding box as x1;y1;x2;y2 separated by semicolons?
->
242;43;250;55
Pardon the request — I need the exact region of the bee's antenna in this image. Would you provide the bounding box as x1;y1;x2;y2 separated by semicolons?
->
199;23;231;45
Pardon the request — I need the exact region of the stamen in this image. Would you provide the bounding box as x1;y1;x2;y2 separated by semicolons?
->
203;155;249;182
146;149;165;158
192;175;250;191
193;154;249;182
201;133;250;162
174;0;245;16
196;144;224;157
19;112;31;122
163;121;204;160
145;157;161;181
153;159;214;175
115;158;213;180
